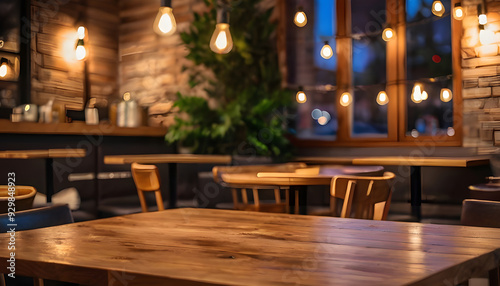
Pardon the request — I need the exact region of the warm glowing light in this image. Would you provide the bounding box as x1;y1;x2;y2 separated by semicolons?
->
75;44;86;61
210;23;233;54
24;104;30;112
123;92;131;101
317;116;328;125
447;127;455;136
382;28;394;41
320;42;333;59
153;7;177;36
296;90;307;103
440;88;452;102
340;92;352;107
432;0;445;17
479;28;495;45
77;26;85;39
0;62;7;78
453;3;464;20
411;129;419;138
294;8;307;27
479;14;487;25
376;91;389;105
411;84;423;103
421;91;428;100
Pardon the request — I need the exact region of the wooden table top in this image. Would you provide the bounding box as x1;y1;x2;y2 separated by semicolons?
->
0;148;86;159
104;154;232;165
295;156;490;167
1;208;499;286
221;165;384;186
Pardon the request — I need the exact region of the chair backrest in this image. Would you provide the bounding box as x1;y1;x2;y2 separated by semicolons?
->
461;199;500;228
131;162;164;212
0;185;37;213
331;172;395;220
0;204;73;232
212;162;307;183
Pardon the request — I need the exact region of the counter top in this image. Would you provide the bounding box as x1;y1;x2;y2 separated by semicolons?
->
0;120;167;137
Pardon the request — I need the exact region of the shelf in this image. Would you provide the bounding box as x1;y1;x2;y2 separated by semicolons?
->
0;120;167;137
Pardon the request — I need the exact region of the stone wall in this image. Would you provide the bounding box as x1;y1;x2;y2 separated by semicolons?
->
462;0;500;152
30;0;119;110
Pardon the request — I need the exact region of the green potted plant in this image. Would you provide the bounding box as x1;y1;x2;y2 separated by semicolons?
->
165;0;292;160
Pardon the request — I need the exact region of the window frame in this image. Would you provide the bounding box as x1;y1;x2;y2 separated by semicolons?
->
286;0;463;147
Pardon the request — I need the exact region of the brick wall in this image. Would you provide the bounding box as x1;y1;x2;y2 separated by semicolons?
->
462;0;500;152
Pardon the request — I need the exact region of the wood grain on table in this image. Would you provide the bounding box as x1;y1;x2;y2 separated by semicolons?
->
0;149;86;159
295;156;490;167
104;154;232;165
0;209;498;286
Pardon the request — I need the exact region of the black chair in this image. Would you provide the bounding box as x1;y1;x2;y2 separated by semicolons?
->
461;199;500;286
0;205;75;286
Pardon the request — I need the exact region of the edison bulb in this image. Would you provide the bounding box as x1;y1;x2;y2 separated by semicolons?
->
294;9;307;27
421;91;428;100
317;116;328;125
479;28;495;45
376;91;389;105
75;44;86;61
77;26;85;40
411;84;423;103
210;23;233;54
0;62;7;77
296;90;307;103
382;28;394;41
479;13;487;25
432;0;445;17
320;42;333;59
340;92;352;107
153;7;177;36
453;5;464;20
440;88;452;102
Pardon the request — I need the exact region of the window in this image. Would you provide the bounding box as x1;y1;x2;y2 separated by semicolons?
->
286;0;461;146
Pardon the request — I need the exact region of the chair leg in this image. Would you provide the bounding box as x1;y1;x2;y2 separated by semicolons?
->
155;190;165;211
285;189;290;213
274;189;281;203
341;180;356;218
241;189;248;204
34;278;44;286
252;188;260;208
137;189;148;213
231;189;239;209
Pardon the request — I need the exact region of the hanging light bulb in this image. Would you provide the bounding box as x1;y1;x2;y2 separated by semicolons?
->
479;25;495;45
320;41;333;59
432;0;445;17
340;92;352;107
296;87;307;103
210;4;233;54
440;88;452;102
294;6;307;27
0;58;8;78
421;91;428;100
382;27;395;41
411;83;423;103
153;0;177;36
478;4;487;25
376;91;389;105
453;3;465;20
75;26;86;61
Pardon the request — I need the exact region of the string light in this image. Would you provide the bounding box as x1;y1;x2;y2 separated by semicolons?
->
411;83;423;103
440;88;452;102
153;0;177;36
340;92;352;107
75;26;86;61
479;25;495;45
0;58;8;78
421;91;428;100
432;0;445;17
382;27;395;41
210;3;233;54
294;6;307;27
453;3;465;20
376;91;389;105
296;87;307;103
320;41;333;59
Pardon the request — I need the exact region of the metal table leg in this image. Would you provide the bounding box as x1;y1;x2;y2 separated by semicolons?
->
168;162;177;209
45;158;54;203
410;166;422;221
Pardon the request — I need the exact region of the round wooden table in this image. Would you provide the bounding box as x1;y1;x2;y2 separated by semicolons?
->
221;165;384;214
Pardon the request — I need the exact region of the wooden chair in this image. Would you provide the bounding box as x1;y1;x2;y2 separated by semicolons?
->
0;185;37;213
213;162;307;213
131;162;165;213
0;204;74;286
461;199;500;286
330;172;395;220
